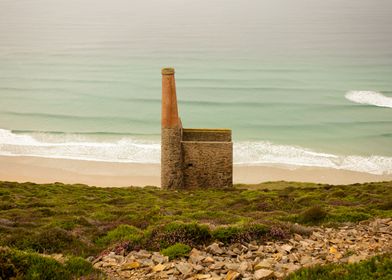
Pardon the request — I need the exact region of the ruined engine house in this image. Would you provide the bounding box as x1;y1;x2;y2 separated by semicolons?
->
161;68;233;189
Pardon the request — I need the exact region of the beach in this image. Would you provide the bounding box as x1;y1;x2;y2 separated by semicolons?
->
1;155;391;187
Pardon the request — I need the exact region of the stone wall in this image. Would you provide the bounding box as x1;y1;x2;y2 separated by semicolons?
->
181;140;233;189
162;128;233;189
161;128;183;189
182;128;231;142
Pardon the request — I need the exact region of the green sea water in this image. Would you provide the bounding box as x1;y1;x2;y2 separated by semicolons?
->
0;0;391;174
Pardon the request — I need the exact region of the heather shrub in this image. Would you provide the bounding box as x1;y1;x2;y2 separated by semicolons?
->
286;253;392;280
378;199;392;210
146;222;211;250
96;224;142;246
329;211;371;223
212;226;242;244
268;225;289;240
301;205;328;224
27;227;86;254
64;256;96;277
161;243;191;260
212;224;270;244
0;247;100;280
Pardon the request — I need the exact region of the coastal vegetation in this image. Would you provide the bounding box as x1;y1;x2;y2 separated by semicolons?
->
0;247;101;280
0;180;391;279
161;243;191;260
286;253;392;280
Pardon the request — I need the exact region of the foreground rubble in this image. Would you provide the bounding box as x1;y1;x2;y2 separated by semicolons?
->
94;218;392;279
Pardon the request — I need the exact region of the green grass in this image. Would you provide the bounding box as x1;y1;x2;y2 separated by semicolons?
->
286;253;392;280
0;180;391;258
0;247;102;280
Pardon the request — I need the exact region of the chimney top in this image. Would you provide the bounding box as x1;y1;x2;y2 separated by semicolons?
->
161;67;175;75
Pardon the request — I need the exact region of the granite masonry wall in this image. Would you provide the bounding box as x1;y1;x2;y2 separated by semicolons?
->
161;128;183;189
182;128;232;142
181;138;233;189
161;127;233;189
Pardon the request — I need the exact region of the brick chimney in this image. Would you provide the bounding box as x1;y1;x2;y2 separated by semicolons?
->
161;68;183;189
161;67;181;128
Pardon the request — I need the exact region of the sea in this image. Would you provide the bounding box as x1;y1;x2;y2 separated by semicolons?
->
0;0;391;175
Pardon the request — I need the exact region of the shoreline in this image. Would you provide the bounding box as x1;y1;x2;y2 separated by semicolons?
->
0;155;391;187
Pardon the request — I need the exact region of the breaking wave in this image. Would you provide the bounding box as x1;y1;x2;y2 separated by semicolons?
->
234;141;392;175
0;128;391;175
345;91;392;108
0;129;160;163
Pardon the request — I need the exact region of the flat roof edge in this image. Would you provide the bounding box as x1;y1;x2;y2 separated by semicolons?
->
181;140;232;144
183;128;231;133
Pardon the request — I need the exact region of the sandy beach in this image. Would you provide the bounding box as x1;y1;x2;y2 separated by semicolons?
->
0;155;390;187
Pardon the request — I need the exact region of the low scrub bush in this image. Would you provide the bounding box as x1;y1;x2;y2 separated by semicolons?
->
96;224;142;246
0;247;100;280
296;195;319;206
268;225;289;240
161;243;191;260
64;256;97;277
29;227;90;255
212;226;242;244
286;253;392;280
5;227;84;254
146;222;211;250
212;224;270;244
378;199;392;210
0;202;14;210
329;212;372;223
300;206;328;224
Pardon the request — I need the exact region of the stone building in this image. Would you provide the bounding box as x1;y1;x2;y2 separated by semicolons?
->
161;68;233;189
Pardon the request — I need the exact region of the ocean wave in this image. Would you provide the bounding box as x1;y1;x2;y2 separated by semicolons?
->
115;97;357;109
0;76;129;84
345;91;392;108
12;129;159;137
0;86;72;93
116;98;299;107
182;85;328;92
0;129;160;163
0;128;391;175
234;141;392;175
3;111;153;124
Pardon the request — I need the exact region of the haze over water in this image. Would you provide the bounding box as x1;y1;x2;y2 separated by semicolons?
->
1;0;392;174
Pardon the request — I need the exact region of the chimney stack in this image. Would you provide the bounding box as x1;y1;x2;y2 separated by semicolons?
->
161;68;180;128
161;67;183;189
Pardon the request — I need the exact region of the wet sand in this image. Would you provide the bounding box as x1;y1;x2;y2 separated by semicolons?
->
0;155;391;187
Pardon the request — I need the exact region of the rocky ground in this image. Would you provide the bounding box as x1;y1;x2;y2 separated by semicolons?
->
92;218;392;280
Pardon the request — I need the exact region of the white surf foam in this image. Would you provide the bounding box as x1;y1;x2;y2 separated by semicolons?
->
0;129;160;163
233;141;392;175
1;129;391;175
345;91;392;108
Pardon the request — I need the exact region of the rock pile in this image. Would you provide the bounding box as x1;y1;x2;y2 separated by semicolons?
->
93;218;392;279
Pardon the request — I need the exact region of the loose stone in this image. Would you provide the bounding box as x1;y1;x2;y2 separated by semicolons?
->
121;261;140;270
94;219;392;280
207;243;224;255
225;270;240;280
175;262;193;275
254;269;274;280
